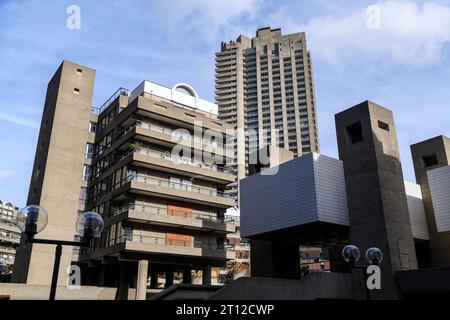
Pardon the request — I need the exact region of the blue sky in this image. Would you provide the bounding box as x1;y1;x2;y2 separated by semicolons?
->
0;0;449;206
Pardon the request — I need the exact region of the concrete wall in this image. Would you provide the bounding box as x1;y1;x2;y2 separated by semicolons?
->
0;284;116;300
410;135;450;267
13;61;96;285
335;100;418;300
208;274;352;300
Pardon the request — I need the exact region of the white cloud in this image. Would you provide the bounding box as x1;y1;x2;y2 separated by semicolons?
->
270;1;450;68
150;0;263;42
0;113;39;129
0;170;15;179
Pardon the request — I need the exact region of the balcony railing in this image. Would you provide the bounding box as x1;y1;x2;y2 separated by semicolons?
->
0;217;18;228
131;121;227;149
0;233;21;242
120;174;231;198
111;203;225;223
98;235;226;251
96;88;130;115
121;147;231;174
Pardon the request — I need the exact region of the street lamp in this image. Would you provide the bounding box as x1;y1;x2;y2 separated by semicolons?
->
365;247;383;265
342;244;383;300
16;206;104;300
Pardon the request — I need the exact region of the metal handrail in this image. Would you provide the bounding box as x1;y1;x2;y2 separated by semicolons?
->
123;174;230;198
97;88;130;115
117;235;225;250
111;203;225;223
121;147;231;174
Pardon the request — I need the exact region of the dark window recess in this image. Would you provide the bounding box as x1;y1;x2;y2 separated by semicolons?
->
77;68;83;74
346;122;363;145
422;154;438;168
378;121;390;131
74;88;80;94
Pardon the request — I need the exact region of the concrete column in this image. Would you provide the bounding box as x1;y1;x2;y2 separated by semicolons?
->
150;269;159;289
117;264;129;300
202;266;212;285
165;270;174;288
97;264;106;287
136;260;148;300
183;268;192;284
250;239;301;279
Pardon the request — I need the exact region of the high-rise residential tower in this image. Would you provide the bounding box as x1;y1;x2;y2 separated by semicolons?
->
216;27;319;185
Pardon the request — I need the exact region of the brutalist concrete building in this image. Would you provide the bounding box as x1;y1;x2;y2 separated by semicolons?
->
13;60;237;299
231;101;450;300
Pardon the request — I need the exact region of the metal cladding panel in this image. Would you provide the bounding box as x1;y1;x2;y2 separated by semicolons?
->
314;154;350;226
240;153;317;238
428;166;450;233
240;153;350;238
404;181;430;240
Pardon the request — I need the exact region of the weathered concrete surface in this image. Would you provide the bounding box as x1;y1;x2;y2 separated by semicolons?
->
396;267;450;299
411;135;450;267
208;273;352;300
150;285;222;300
335;101;418;300
0;284;116;300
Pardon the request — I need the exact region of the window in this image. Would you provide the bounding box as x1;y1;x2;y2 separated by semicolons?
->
182;180;192;192
346;122;363;145
422;154;438;168
122;227;133;241
76;68;83;75
378;121;390;132
85;143;94;159
89;121;98;133
170;177;181;189
79;187;88;203
74;88;80;95
82;165;91;181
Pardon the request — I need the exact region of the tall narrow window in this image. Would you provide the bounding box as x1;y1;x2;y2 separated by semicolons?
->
89;121;97;133
85;143;94;159
82;164;91;181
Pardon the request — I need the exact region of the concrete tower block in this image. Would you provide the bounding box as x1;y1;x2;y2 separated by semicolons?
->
13;61;96;285
410;135;450;267
335;101;418;299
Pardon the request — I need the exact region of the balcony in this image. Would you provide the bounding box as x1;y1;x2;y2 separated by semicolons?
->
114;174;235;209
85;235;235;261
0;233;21;244
122;147;235;184
109;203;236;233
0;246;17;255
119;121;233;160
95;87;130;115
128;148;230;175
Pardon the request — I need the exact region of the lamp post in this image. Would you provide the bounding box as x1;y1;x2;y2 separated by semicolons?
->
342;244;383;300
16;205;104;300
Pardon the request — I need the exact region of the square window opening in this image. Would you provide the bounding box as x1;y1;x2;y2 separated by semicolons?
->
422;154;438;168
346;122;363;145
378;120;390;132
